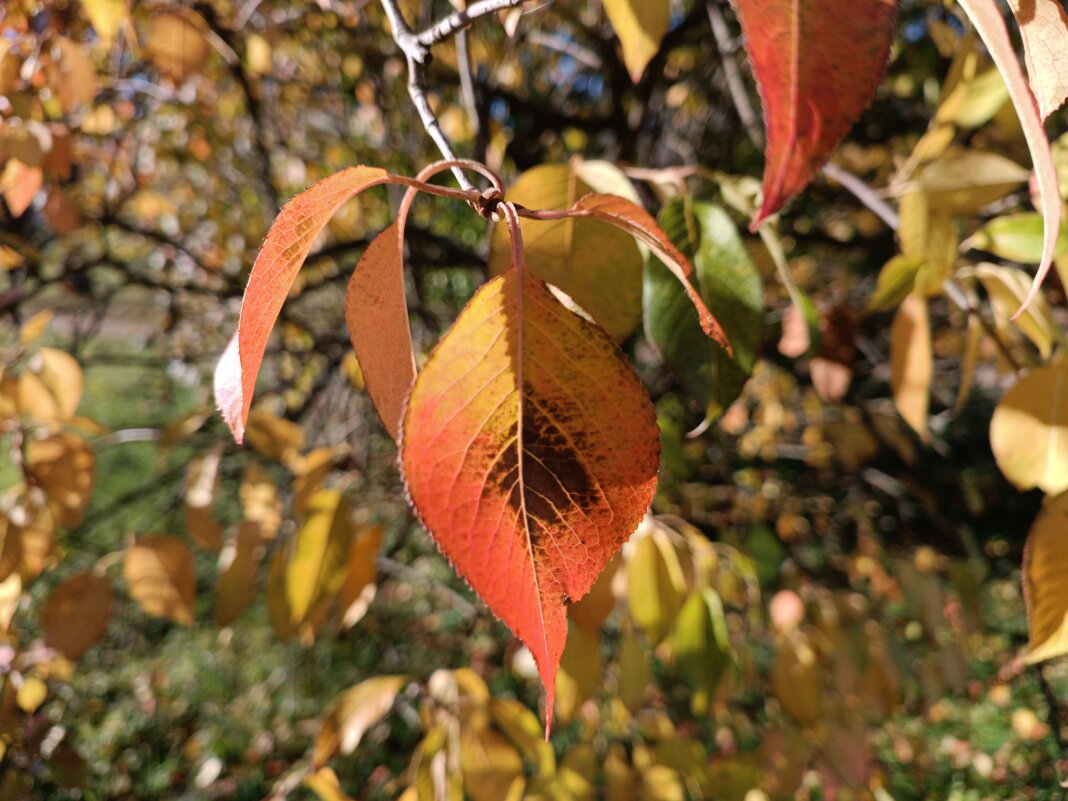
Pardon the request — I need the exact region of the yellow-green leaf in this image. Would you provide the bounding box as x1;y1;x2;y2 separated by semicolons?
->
286;489;354;625
991;362;1068;494
603;0;670;83
889;295;931;440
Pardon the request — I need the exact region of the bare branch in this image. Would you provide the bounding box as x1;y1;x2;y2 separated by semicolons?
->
415;0;529;49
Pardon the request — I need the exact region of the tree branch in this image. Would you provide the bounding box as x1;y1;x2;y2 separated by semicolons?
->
414;0;528;49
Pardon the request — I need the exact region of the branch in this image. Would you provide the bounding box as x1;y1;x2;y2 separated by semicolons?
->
414;0;528;49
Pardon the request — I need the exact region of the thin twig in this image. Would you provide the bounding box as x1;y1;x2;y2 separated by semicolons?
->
706;0;763;148
415;0;528;49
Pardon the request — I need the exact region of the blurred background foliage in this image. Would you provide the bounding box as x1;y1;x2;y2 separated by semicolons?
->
1;0;1067;798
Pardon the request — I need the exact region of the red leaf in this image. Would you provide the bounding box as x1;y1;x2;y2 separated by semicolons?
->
345;222;416;441
731;0;897;224
569;193;732;352
401;267;659;731
214;166;394;442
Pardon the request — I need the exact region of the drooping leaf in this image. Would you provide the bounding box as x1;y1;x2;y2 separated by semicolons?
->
345;222;416;441
338;524;383;629
240;462;282;539
124;535;197;624
1023;492;1068;663
1007;0;1068;120
488;162;646;340
972;263;1057;359
214;166;395;442
671;588;730;715
39;570;113;659
731;0;897;223
957;0;1063;314
184;449;224;551
313;675;408;766
603;0;670;82
214;522;267;627
889;295;931;440
644;199;763;419
626;519;688;644
286;489;354;626
990;362;1068;494
402;267;660;728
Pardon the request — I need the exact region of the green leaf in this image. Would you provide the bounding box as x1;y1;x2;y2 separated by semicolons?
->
644;199;763;420
671;588;730;715
966;212;1068;264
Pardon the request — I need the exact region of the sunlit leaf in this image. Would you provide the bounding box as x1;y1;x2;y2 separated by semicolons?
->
731;0;896;223
286;489;353;626
26;432;94;529
402;268;659;728
214;523;266;627
966;212;1068;264
991;362;1068;494
603;0;669;83
338;524;382;629
313;675;408;766
1024;493;1068;663
460;726;525;801
1007;0;1068;119
124;536;196;624
184;449;223;551
243;409;305;465
671;588;729;715
626;519;688;644
973;263;1056;359
889;295;931;440
305;768;357;801
146;12;210;82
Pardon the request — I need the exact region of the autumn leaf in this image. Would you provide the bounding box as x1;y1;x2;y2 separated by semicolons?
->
1023;492;1068;663
314;675;408;766
39;570;113;659
731;0;897;224
214;166;396;442
124;536;197;624
214;522;267;627
1007;0;1068;120
957;0;1063;315
402;267;659;729
286;490;354;626
990;362;1068;495
603;0;670;83
488;162;646;340
345;222;416;441
889;295;931;441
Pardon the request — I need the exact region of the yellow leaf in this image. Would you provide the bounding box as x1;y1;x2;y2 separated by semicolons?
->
973;263;1057;359
770;631;824;724
618;626;651;713
626;519;688;643
0;572;21;634
487;160;644;339
490;698;555;777
244;409;305;466
18;310;53;345
0;516;22;583
569;552;621;634
184;449;224;552
240;463;282;539
916;147;1029;213
305;768;356;801
16;503;55;581
1008;0;1068;119
555;623;602;725
338;524;382;629
49;38;98;111
16;677;47;713
26;432;94;529
286;490;353;625
313;675;407;766
889;295;931;440
461;727;525;801
39;570;113;659
214;523;266;627
124;536;197;624
80;0;129;45
292;446;337;515
991;362;1068;494
146;12;209;82
603;0;670;82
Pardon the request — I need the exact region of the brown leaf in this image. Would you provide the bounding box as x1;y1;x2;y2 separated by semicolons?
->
26;432;94;529
39;570;113;659
124;535;197;624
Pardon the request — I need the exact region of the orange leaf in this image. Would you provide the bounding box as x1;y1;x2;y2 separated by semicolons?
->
1008;0;1068;120
958;0;1064;315
214;166;395;442
731;0;897;224
401;267;659;731
345;222;416;441
569;194;731;351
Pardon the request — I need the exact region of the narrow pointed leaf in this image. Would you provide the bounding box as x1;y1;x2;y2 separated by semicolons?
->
345;222;416;441
215;166;394;442
889;294;931;440
957;0;1063;316
401;267;659;730
1007;0;1068;120
731;0;897;223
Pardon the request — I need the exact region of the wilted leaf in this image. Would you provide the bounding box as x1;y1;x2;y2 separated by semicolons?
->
1008;0;1068;120
603;0;669;82
973;263;1056;358
991;362;1068;494
124;536;197;624
731;0;896;223
889;295;931;440
313;675;407;766
338;524;382;629
286;490;353;626
39;570;113;659
402;268;659;728
489;162;645;339
345;222;416;440
957;0;1063;313
26;432;94;529
214;166;396;442
671;588;729;715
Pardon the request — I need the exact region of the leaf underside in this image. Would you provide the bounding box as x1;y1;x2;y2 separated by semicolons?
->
401;267;660;730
